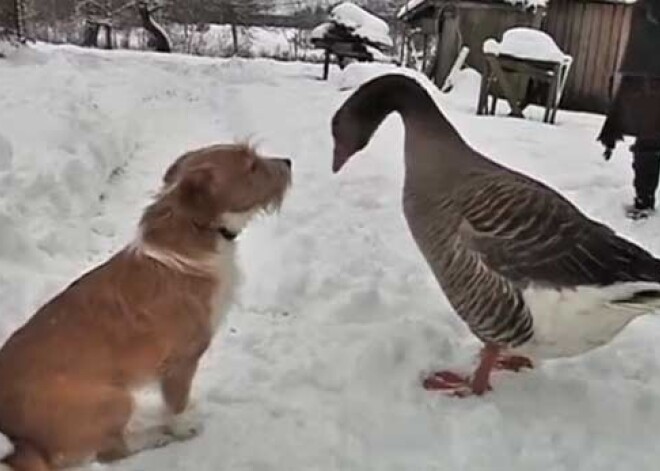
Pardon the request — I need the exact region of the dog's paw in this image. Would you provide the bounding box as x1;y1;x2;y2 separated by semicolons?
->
166;404;204;440
124;427;178;454
167;416;203;440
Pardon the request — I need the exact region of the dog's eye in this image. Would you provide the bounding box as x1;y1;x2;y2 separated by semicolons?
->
249;161;258;173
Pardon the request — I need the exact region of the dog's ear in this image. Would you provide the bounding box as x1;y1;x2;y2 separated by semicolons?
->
163;161;181;185
177;167;225;226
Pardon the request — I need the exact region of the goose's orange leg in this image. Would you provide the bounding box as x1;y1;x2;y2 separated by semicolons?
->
422;344;533;397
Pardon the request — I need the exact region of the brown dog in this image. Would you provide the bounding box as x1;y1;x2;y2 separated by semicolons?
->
0;143;291;470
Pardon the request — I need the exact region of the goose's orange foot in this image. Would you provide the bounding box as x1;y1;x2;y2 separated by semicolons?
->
423;344;503;397
494;354;533;372
422;371;491;397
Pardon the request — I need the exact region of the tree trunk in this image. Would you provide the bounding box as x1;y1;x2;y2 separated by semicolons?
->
231;22;238;56
82;22;100;47
183;23;191;54
103;25;112;49
137;3;171;53
14;0;26;42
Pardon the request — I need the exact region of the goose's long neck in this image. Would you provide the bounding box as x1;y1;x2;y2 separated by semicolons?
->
372;76;486;188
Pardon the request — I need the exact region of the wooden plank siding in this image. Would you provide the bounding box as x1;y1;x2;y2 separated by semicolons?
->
454;4;544;73
399;0;634;113
542;0;633;113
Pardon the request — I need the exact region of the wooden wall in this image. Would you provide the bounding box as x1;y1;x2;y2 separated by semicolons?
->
457;3;544;73
401;0;634;114
413;2;544;89
542;0;633;113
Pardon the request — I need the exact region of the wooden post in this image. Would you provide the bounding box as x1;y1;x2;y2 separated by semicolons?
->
477;59;489;115
103;24;112;49
82;21;100;47
421;34;428;71
486;55;524;118
489;88;498;115
442;46;470;92
323;48;330;80
399;25;407;66
551;59;572;123
544;64;560;123
14;0;26;42
230;22;238;55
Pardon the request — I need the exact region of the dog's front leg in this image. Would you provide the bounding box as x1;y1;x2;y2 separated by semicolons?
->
161;357;203;440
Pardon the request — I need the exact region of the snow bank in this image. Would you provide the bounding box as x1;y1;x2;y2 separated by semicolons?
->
0;43;287;343
3;44;660;471
0;44;143;343
0;39;19;58
336;61;401;90
484;27;571;63
330;2;393;47
365;44;394;63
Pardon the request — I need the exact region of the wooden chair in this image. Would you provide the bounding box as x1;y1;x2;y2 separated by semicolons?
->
477;52;572;124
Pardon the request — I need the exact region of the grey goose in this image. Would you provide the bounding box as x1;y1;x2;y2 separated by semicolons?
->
331;73;660;397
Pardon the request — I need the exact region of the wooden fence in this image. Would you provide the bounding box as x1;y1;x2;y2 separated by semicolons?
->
542;0;633;113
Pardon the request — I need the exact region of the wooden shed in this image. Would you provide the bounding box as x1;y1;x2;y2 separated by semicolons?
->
399;0;546;88
399;0;634;113
543;0;633;113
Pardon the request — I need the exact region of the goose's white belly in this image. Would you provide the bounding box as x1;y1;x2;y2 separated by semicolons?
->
512;282;660;359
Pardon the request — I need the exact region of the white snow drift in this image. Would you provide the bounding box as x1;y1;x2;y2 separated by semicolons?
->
1;43;660;470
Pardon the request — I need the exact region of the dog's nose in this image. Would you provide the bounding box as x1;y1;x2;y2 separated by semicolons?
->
283;159;292;169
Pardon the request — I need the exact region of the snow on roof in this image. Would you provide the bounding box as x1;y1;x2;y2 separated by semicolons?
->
310;22;332;40
483;27;571;63
397;0;427;18
364;44;393;63
503;0;548;8
398;0;551;18
330;2;393;47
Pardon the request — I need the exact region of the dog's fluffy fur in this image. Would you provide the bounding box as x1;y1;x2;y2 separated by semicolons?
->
0;143;291;470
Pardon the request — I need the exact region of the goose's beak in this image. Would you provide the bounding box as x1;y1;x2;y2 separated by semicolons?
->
332;143;351;173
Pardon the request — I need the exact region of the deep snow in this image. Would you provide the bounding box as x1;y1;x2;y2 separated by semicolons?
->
1;44;660;470
483;28;571;64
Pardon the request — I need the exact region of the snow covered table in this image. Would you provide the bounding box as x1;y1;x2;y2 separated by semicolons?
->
477;28;572;124
310;2;394;80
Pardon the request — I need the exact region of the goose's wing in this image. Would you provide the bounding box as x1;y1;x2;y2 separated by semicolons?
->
456;173;660;288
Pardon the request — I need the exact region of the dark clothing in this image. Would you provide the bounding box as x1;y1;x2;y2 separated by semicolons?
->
599;76;660;149
632;146;660;209
632;137;660;153
598;0;660;150
619;0;660;76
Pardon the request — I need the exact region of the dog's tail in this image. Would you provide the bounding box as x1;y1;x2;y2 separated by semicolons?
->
1;437;51;470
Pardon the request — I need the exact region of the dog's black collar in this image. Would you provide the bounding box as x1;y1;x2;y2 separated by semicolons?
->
217;226;239;241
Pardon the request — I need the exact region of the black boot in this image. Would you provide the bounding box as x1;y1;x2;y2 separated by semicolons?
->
625;196;655;219
627;142;660;219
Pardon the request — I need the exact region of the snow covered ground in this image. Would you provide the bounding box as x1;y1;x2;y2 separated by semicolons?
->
2;43;660;470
